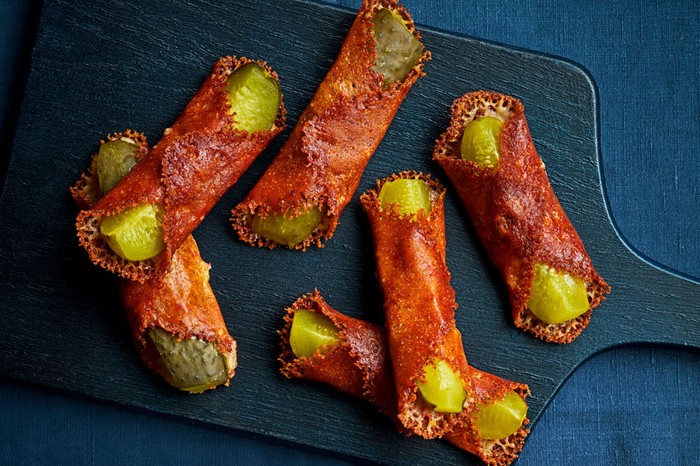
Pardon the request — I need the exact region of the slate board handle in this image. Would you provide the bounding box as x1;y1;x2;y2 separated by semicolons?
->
595;239;700;351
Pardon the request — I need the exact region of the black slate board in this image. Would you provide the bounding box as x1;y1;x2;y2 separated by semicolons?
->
0;0;698;464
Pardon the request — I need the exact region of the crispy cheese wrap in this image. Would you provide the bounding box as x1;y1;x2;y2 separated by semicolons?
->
231;0;430;250
120;235;237;391
279;290;396;418
279;291;530;466
76;57;285;282
71;131;236;393
433;91;610;343
361;172;474;439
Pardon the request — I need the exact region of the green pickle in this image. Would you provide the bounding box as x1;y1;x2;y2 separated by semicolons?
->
527;263;589;325
148;327;228;393
100;203;166;261
379;178;431;217
96;139;138;195
289;309;340;358
251;206;323;248
473;391;528;440
416;359;467;413
460;116;503;168
372;8;423;86
226;62;280;133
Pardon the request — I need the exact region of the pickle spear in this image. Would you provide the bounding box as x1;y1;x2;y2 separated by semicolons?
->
379;177;431;218
289;309;340;358
472;390;528;440
226;62;281;133
372;8;423;87
251;207;324;248
96;138;139;195
100;203;166;262
148;327;228;393
416;359;467;413
460;116;503;168
527;263;589;324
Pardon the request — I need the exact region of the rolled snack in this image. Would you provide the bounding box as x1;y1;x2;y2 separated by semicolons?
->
231;0;430;250
433;91;610;343
77;57;285;282
121;235;236;393
279;290;397;418
361;172;474;439
448;370;529;466
279;291;530;466
71;132;236;393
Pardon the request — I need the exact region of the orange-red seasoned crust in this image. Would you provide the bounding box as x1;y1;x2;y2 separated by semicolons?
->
76;56;285;282
279;290;397;418
279;292;530;465
433;91;610;343
120;235;237;387
231;0;431;250
360;171;473;439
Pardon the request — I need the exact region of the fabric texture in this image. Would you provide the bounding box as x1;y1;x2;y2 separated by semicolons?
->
1;0;698;464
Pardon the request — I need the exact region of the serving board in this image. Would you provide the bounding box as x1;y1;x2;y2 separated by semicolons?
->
0;0;698;464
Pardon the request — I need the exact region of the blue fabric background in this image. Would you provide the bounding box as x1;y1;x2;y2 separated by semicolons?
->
1;0;698;464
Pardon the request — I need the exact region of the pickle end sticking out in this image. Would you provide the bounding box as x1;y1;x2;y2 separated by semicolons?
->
148;327;228;393
250;206;323;248
289;309;341;359
100;203;166;262
473;391;528;440
379;178;431;218
460;116;503;168
416;360;467;413
527;263;590;325
226;62;281;133
372;8;424;87
96;138;138;195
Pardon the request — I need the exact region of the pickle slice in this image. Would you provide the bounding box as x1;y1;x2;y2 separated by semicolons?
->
96;138;138;195
416;359;467;413
226;62;280;133
460;116;503;168
289;309;340;359
527;263;589;324
148;327;228;393
250;206;323;248
473;391;528;440
379;178;431;218
100;203;165;261
372;8;423;87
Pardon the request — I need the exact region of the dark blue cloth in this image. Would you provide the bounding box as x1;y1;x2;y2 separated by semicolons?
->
1;0;698;464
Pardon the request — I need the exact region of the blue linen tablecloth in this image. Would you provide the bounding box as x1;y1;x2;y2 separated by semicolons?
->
1;0;698;464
